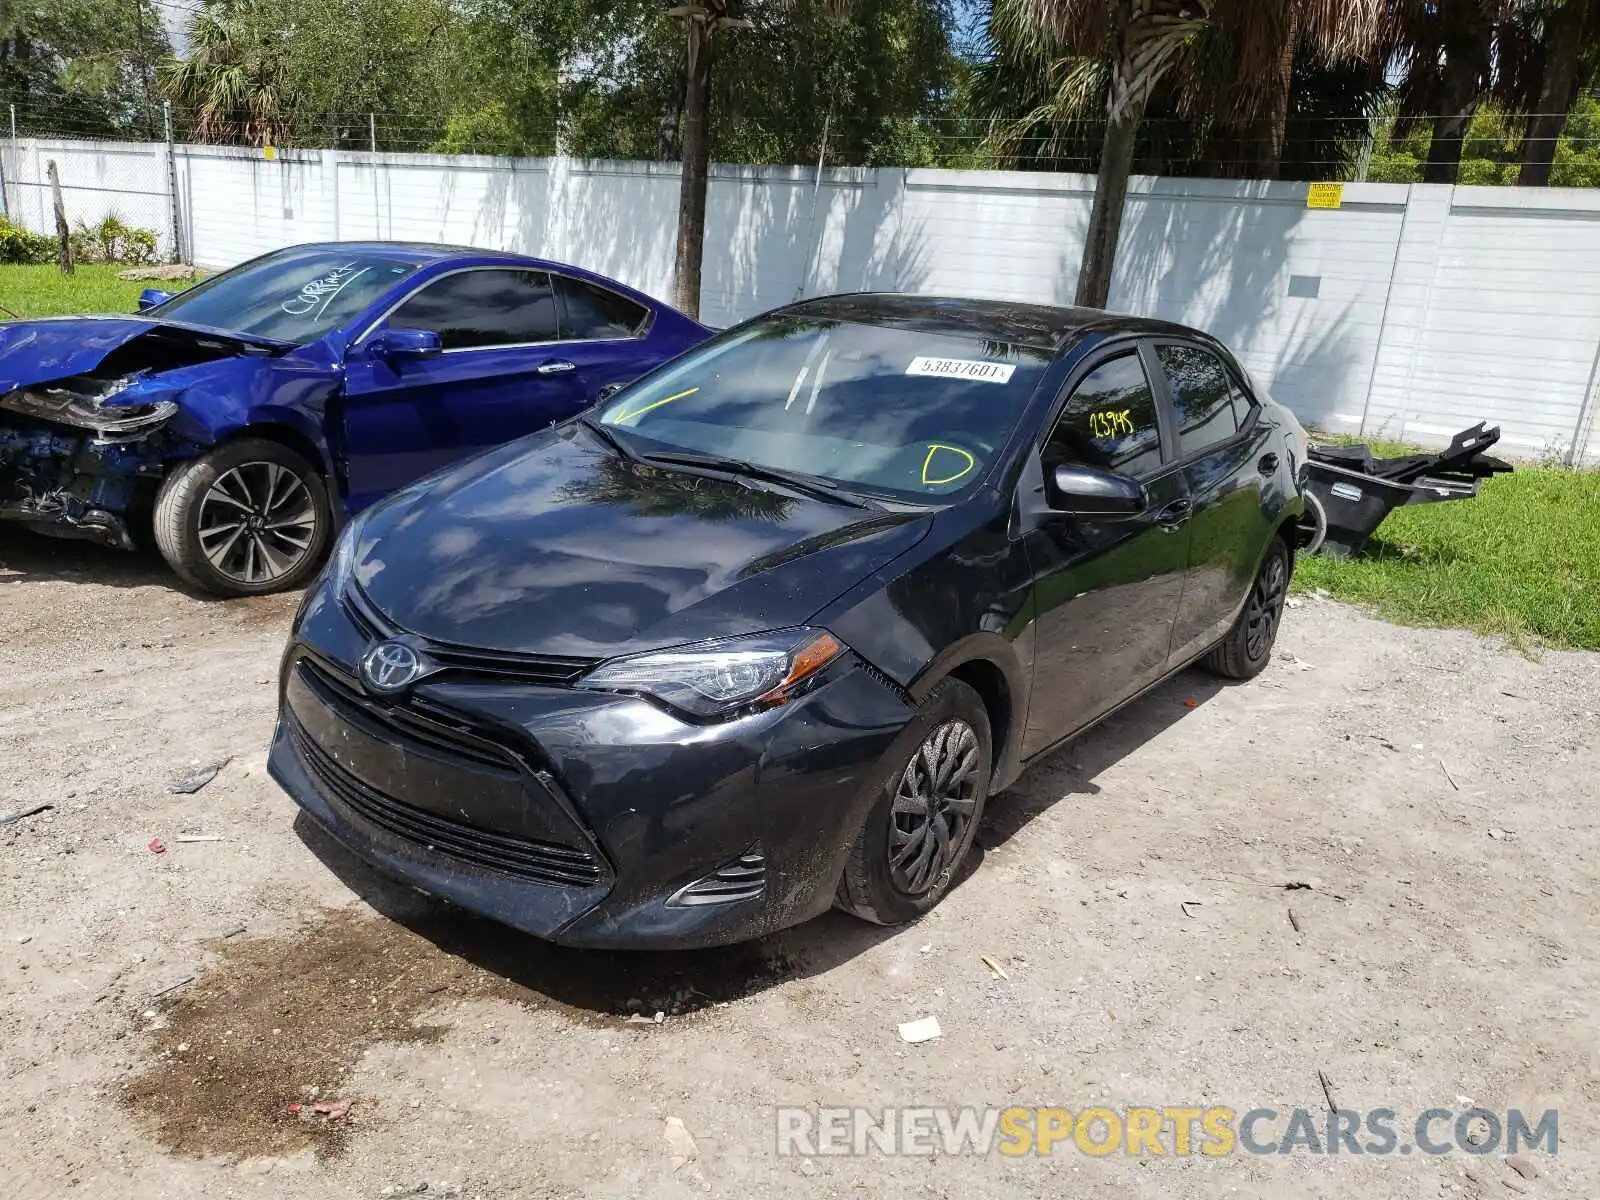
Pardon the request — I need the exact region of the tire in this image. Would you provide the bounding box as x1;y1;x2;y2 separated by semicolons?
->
836;677;992;926
1298;490;1327;555
1203;536;1292;681
153;437;333;598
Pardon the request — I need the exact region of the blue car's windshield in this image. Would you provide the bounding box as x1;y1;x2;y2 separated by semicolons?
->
150;247;423;343
596;315;1052;502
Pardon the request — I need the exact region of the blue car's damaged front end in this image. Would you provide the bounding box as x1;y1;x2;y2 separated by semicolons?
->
0;316;325;549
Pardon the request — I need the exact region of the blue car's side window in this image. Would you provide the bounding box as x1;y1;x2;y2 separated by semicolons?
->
389;269;560;351
555;276;650;340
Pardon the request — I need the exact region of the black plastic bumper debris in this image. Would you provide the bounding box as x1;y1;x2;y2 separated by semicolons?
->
1302;422;1513;558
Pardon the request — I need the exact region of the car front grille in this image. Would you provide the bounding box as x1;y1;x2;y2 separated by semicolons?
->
288;658;605;888
341;583;598;687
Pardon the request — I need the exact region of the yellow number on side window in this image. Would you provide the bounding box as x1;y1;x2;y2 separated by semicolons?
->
1088;409;1135;439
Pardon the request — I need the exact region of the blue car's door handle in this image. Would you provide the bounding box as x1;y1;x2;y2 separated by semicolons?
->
537;360;577;375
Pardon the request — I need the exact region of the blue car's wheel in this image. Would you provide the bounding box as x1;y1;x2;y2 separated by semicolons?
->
152;437;333;598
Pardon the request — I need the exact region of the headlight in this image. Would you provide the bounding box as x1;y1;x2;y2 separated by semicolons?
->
0;379;178;433
578;628;846;719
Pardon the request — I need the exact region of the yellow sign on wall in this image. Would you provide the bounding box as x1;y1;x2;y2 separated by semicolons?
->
1306;182;1343;209
263;146;278;161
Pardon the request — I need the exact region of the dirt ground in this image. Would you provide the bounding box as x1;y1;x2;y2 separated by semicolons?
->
2;532;1597;1200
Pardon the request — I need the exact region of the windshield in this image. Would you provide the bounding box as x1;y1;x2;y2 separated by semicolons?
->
150;247;423;343
596;315;1052;502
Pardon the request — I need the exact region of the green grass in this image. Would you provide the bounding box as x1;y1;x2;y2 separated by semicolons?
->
0;263;152;317
1295;463;1600;650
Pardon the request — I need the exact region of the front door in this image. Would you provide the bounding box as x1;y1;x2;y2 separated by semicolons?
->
1020;346;1192;758
339;267;587;510
1149;341;1279;664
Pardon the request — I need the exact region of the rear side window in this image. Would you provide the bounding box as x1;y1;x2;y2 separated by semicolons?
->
1044;353;1163;477
1156;344;1243;457
389;269;559;349
557;276;649;339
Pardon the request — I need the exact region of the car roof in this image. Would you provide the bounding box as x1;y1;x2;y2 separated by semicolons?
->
776;293;1204;352
279;241;549;266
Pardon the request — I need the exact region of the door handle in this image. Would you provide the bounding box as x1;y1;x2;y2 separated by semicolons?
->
1258;452;1280;475
537;359;577;375
1154;498;1192;529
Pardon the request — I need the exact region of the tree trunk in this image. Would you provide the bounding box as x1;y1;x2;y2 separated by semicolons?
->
672;13;714;318
1518;0;1587;187
1076;105;1140;309
46;160;72;276
1423;49;1480;185
1423;110;1471;184
1246;9;1299;180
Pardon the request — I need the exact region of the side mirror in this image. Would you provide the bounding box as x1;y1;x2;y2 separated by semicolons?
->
137;288;174;312
596;382;626;402
371;328;442;359
1047;463;1147;516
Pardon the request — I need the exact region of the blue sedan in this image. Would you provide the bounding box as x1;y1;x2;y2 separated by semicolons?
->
0;242;711;595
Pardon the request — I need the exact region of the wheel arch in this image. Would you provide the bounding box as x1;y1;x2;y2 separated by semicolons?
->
907;633;1028;792
230;421;330;479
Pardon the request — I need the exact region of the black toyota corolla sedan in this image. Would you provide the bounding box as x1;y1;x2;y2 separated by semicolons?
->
268;294;1308;948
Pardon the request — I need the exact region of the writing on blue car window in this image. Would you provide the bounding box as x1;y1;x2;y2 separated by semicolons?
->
280;262;371;318
150;248;422;343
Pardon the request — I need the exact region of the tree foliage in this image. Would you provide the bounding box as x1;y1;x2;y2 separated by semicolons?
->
0;0;172;136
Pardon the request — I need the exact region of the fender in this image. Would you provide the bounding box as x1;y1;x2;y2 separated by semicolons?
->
158;352;345;495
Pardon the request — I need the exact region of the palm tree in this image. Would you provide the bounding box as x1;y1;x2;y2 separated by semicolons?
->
988;0;1381;308
161;0;293;147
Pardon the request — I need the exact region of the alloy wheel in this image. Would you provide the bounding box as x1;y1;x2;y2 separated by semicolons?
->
888;719;981;896
196;461;319;585
1245;550;1288;661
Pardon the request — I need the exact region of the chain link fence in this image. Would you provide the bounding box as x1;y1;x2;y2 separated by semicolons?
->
0;101;185;263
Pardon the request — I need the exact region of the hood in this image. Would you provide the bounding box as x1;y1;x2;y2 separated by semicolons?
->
352;426;933;659
0;316;294;394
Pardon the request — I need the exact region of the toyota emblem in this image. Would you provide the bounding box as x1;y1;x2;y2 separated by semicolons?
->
360;640;426;693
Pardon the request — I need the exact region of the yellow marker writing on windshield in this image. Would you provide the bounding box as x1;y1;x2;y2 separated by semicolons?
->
613;386;699;426
921;443;975;487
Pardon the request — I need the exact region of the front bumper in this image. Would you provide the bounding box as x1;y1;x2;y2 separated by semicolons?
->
0;422;169;549
267;584;919;948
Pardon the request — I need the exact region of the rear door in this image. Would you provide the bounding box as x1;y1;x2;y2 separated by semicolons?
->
549;273;677;403
1149;340;1280;663
339;267;587;509
1020;344;1192;757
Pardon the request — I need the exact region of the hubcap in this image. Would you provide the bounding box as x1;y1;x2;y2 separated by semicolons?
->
888;719;980;897
196;461;318;585
1245;551;1288;660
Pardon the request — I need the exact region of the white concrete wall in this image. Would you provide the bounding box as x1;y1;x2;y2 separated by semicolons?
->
3;137;1599;460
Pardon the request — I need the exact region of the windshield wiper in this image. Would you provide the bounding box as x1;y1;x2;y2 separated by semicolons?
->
638;450;874;509
578;414;639;462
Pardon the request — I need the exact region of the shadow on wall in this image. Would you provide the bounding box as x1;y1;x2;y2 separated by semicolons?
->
1105;186;1364;430
555;163;679;299
457;159;556;261
698;167;933;327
